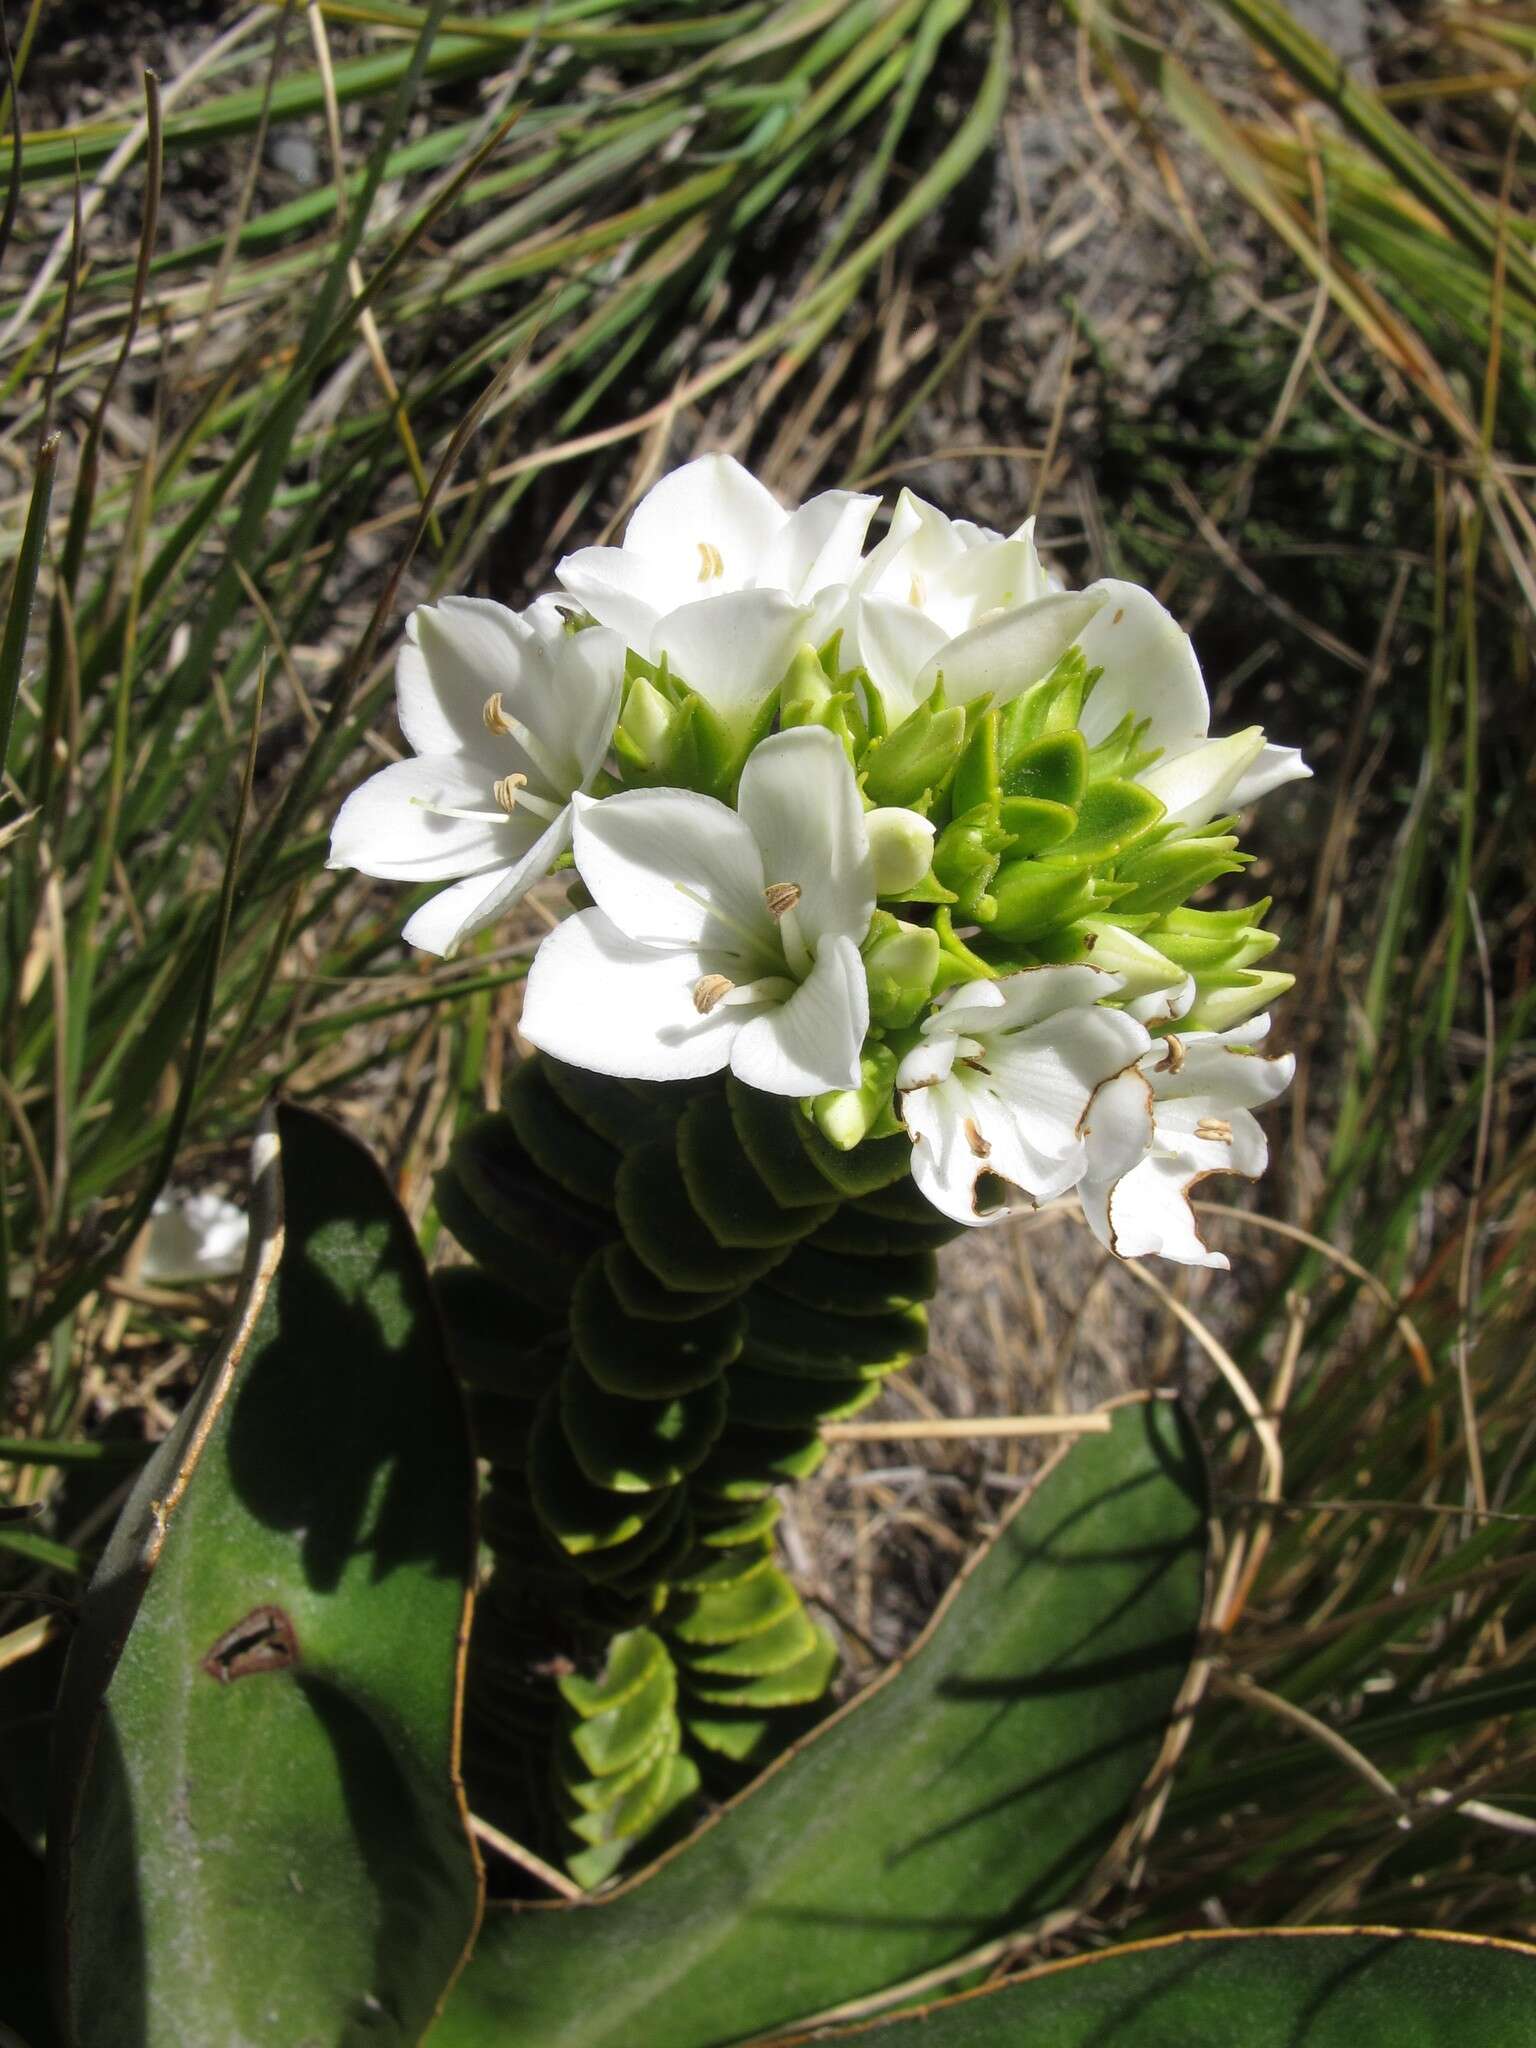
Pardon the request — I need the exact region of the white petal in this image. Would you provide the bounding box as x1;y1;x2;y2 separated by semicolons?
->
913;590;1106;708
1138;728;1266;828
519;909;738;1082
855;596;949;727
1100;1152;1230;1270
901;1076;1017;1229
927;535;1050;624
401;809;572;957
546;625;625;790
1159;1033;1295;1114
896;1033;958;1090
556;545;670;647
328;756;531;881
571;787;774;962
735;727;874;952
1126;974;1197;1025
1075;581;1209;750
397;597;544;760
651;588;813;735
761;491;878;600
729;932;867;1097
855;489;968;600
1228;743;1312;811
626;454;786;588
1082;1065;1156;1183
942;962;1121;1037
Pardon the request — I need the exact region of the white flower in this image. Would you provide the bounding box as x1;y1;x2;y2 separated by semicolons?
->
896;966;1152;1226
520;725;874;1097
1078;1015;1295;1268
845;492;1104;725
142;1190;248;1283
556;454;877;742
328;596;624;957
1076;585;1310;819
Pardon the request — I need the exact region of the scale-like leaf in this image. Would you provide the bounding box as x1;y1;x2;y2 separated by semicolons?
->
439;1396;1207;2048
50;1105;482;2047
814;1928;1536;2045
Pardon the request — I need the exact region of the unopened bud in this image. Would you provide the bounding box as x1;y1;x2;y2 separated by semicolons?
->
1182;970;1294;1034
863;916;940;1029
615;675;682;772
813;1043;898;1152
1032;919;1185;1001
866;807;937;897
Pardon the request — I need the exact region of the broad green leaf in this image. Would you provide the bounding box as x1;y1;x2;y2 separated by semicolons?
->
824;1928;1536;2045
50;1105;482;2048
438;1397;1207;2048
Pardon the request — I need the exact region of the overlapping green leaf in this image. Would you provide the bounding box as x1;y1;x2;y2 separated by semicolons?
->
438;1396;1207;2048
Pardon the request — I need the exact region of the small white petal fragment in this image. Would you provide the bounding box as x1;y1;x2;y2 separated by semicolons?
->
142;1191;249;1284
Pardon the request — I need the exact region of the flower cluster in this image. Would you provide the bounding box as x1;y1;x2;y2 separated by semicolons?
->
331;457;1306;1266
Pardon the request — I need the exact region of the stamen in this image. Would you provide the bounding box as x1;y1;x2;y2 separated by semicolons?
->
764;882;801;921
696;540;725;582
491;775;561;822
693;974;734;1015
1195;1117;1232;1143
479;693;566;791
907;572;927;607
963;1118;991;1160
1156;1034;1186;1075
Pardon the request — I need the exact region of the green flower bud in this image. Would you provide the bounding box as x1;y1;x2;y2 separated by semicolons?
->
1152;903;1278;975
933;806;1010;921
1108;831;1250;918
986;858;1094;941
866;807;938;897
1031;918;1185;1000
861;694;967;807
864;914;941;1028
779;645;855;753
613;674;684;778
951;712;1000;816
813;1042;899;1151
994;646;1093;762
1182;969;1295;1033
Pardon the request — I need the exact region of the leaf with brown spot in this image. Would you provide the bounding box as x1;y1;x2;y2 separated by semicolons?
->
49;1105;482;2048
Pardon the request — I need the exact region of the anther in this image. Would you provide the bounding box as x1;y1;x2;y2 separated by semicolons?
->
907;573;927;607
764;882;802;921
693;974;734;1015
963;1118;991;1159
1156;1035;1186;1075
483;692;511;736
1195;1117;1232;1143
696;540;725;582
493;773;528;814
